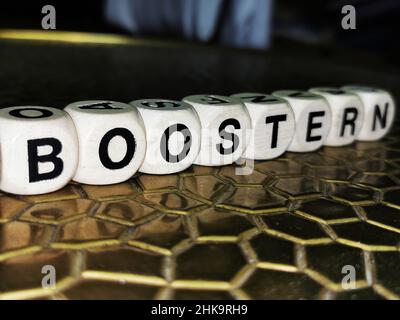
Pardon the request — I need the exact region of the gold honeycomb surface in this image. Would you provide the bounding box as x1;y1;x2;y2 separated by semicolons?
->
0;128;400;300
0;30;399;300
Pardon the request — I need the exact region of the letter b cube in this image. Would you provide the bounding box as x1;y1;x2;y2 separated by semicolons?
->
0;106;78;195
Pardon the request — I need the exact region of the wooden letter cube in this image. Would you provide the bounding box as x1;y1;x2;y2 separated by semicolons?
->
0;106;78;195
272;90;331;152
342;85;395;141
131;99;201;174
183;95;251;166
309;87;364;146
64;100;146;185
232;93;295;160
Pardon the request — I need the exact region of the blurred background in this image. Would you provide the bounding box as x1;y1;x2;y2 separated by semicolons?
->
0;0;399;110
0;0;399;52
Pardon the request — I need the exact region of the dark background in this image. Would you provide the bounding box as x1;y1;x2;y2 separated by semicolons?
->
0;0;399;119
1;0;399;51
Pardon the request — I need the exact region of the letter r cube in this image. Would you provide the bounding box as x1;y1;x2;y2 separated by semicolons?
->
309;87;364;146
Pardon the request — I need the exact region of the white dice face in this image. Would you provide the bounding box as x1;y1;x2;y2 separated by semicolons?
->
130;99;201;174
272;90;331;152
64;101;146;185
309;88;364;146
342;85;395;141
183;95;251;166
231;93;295;160
0;106;78;195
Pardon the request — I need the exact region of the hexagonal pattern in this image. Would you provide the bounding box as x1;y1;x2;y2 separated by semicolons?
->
0;135;400;300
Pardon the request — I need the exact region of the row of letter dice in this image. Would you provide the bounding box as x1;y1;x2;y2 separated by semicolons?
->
0;86;394;195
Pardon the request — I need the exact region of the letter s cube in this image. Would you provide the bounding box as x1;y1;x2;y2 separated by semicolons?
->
0;106;78;195
183;95;251;166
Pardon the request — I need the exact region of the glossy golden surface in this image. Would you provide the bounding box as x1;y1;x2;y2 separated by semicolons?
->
1;130;400;300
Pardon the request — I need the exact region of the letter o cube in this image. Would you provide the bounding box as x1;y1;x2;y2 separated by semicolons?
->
272;90;331;152
64;101;146;185
309;87;364;146
130;99;201;174
342;85;395;141
0;106;78;195
232;93;295;160
183;95;251;166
